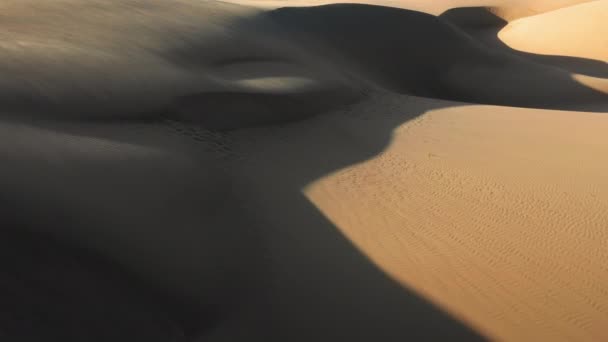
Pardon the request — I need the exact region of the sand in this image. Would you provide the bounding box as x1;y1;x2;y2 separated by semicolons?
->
301;96;608;341
0;1;607;341
499;0;608;62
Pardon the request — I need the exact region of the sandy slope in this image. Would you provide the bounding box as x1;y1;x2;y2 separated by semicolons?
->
0;1;607;341
0;0;360;122
296;94;608;341
212;90;608;341
499;0;608;62
439;6;608;80
267;4;607;110
0;1;602;119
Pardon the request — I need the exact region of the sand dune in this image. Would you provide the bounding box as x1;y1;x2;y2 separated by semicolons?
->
0;0;360;124
440;6;608;79
297;94;608;341
220;91;608;341
269;4;607;110
228;0;598;18
0;1;607;341
0;1;603;122
488;0;598;20
499;0;608;62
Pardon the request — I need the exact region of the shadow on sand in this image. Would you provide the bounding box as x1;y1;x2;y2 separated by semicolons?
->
0;88;484;342
440;6;608;78
267;4;607;112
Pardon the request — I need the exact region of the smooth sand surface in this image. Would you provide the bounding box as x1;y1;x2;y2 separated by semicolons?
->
499;0;608;61
1;1;607;341
300;95;608;341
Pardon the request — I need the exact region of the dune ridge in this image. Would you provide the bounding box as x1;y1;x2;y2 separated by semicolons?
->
499;0;608;62
227;0;599;19
268;4;607;110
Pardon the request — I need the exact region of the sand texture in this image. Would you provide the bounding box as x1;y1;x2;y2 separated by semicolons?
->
0;1;607;341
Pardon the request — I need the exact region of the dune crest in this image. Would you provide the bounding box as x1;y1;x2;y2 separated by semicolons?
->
499;0;608;62
228;0;598;19
488;0;597;20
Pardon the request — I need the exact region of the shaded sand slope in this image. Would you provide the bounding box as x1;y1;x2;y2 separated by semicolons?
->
0;227;188;341
0;0;604;126
268;4;607;110
229;0;597;18
439;6;508;29
226;0;497;13
0;0;360;124
440;7;608;79
499;0;608;62
440;5;608;96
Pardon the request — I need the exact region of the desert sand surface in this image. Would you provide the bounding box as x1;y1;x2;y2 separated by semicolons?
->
0;1;607;341
499;0;608;62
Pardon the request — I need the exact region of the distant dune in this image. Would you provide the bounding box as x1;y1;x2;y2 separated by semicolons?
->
1;1;607;342
268;4;607;111
499;0;608;61
440;5;608;80
488;0;598;20
228;0;598;18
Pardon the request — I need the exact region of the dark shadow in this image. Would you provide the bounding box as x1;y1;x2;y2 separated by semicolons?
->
0;92;484;342
169;90;360;131
0;226;200;341
266;4;607;113
6;3;606;342
439;7;608;78
211;95;487;341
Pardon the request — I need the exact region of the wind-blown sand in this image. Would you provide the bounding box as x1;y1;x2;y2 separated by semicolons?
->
1;1;607;341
